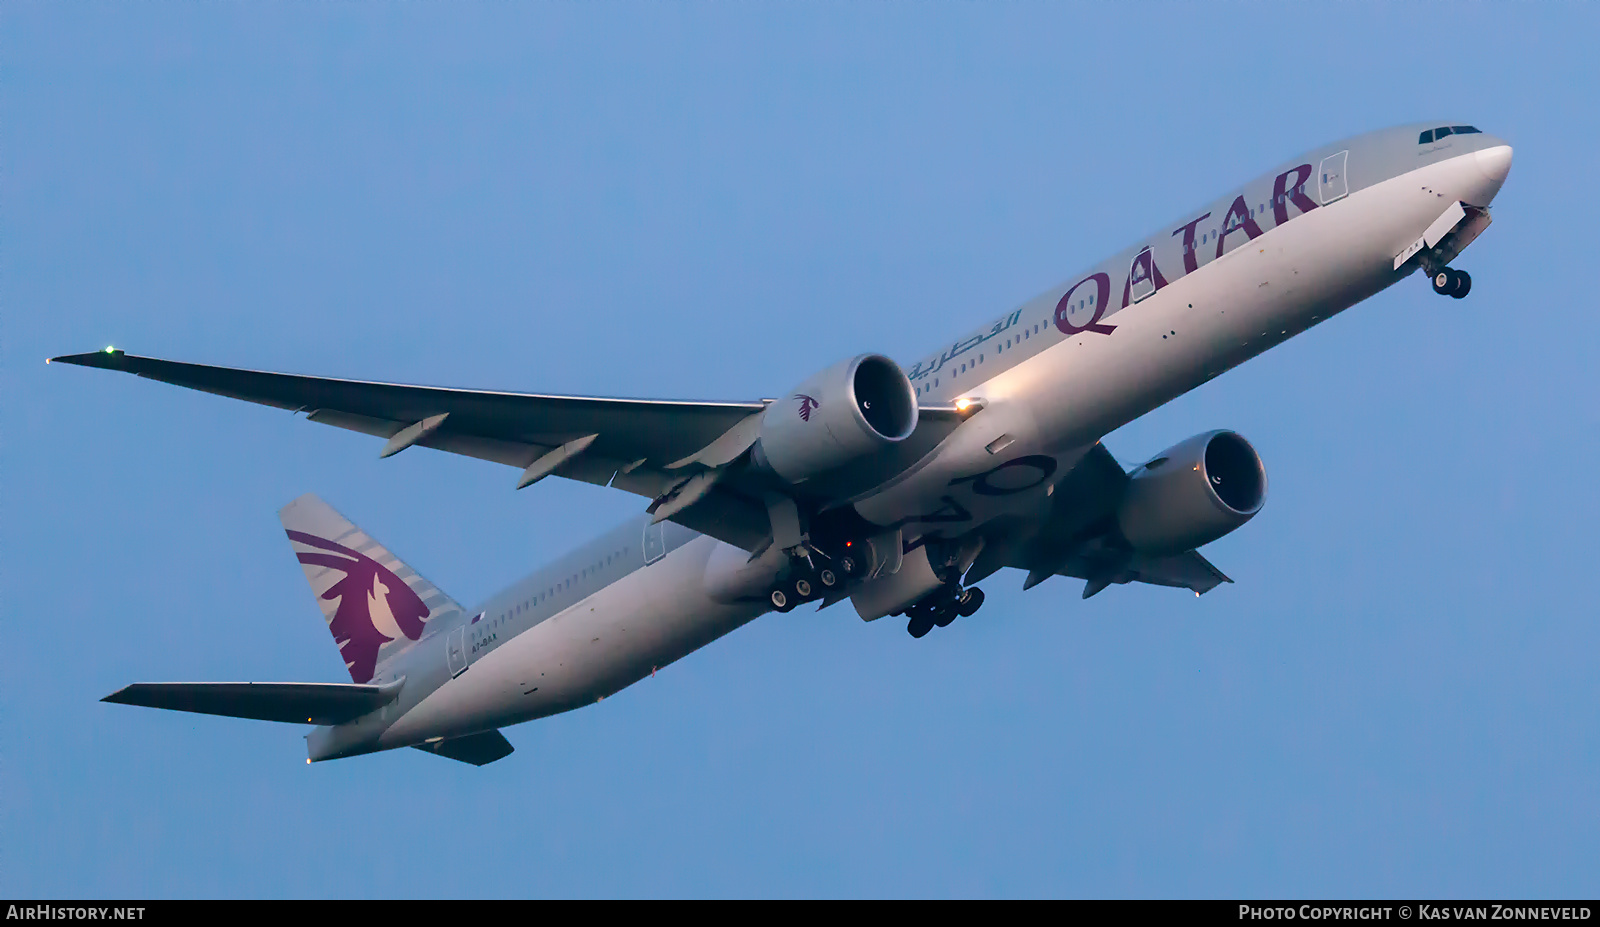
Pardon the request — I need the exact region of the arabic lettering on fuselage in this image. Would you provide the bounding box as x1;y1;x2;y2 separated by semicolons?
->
905;308;1023;382
906;161;1322;384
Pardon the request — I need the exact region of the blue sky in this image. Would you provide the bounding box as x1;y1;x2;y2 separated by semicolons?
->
5;3;1597;898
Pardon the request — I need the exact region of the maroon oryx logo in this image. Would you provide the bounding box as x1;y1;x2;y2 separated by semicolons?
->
796;394;820;421
286;530;430;683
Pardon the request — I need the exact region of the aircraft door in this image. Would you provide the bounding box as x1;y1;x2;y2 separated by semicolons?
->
1318;150;1349;204
446;626;468;677
643;521;667;564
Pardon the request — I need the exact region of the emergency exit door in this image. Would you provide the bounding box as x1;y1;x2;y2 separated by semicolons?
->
1318;150;1349;204
446;626;468;677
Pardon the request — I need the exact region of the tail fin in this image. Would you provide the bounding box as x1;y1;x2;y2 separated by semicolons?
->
280;494;465;683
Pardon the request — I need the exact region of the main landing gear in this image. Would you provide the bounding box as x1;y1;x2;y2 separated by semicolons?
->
768;550;861;612
906;585;985;638
1432;267;1472;299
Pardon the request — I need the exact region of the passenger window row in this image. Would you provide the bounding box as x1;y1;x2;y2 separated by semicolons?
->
913;324;1044;398
1179;187;1308;254
491;545;632;628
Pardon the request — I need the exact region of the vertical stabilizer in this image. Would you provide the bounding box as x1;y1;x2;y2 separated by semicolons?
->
279;494;464;683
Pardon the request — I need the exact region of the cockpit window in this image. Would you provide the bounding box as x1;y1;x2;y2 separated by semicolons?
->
1421;126;1482;145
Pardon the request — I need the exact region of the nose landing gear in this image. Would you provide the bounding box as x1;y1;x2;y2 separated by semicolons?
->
1432;267;1472;299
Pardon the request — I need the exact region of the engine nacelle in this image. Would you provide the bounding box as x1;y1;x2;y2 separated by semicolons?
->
1116;430;1267;555
753;354;918;485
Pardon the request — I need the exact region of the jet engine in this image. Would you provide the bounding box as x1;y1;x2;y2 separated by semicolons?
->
752;354;918;485
1116;430;1267;554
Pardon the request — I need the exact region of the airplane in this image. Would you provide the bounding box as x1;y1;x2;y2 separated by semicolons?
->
52;121;1512;765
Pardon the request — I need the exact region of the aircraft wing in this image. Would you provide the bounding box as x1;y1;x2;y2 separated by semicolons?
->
1041;547;1231;596
51;349;764;480
53;349;969;552
52;349;787;546
102;681;401;725
966;443;1232;598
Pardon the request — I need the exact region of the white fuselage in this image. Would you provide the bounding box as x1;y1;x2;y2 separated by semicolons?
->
352;129;1511;756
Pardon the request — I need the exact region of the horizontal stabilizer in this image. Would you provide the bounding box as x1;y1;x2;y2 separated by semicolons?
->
102;680;402;725
412;730;514;766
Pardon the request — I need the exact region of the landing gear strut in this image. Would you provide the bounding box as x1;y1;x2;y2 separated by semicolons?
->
1432;267;1472;299
906;585;985;638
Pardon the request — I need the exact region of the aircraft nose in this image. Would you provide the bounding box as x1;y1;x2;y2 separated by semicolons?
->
1474;144;1513;186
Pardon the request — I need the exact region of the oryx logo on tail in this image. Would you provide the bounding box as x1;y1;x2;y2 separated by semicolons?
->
286;531;429;683
796;394;819;421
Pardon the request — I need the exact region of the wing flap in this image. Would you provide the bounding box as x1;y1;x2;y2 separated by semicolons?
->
102;681;401;725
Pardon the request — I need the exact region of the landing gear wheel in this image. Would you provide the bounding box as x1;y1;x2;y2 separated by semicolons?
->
839;555;858;577
907;612;935;638
956;587;985;618
1433;268;1472;298
770;589;789;610
794;578;812;598
818;569;837;588
933;605;957;628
